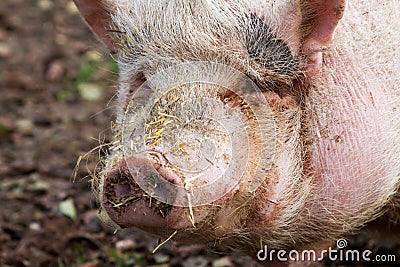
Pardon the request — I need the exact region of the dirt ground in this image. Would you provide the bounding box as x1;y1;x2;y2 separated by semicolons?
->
0;1;398;267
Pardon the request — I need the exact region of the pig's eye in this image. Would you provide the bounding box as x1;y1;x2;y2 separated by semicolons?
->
244;14;298;76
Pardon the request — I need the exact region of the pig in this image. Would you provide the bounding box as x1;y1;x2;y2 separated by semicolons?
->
73;0;400;265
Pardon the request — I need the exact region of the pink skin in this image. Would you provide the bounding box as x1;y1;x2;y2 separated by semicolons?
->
73;0;118;53
74;0;399;265
300;0;346;75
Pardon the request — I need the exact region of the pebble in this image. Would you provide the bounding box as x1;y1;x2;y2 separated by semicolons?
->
182;256;208;267
116;239;137;252
212;257;233;267
37;0;53;10
29;222;42;231
46;60;65;82
0;42;12;58
16;119;34;135
78;83;103;101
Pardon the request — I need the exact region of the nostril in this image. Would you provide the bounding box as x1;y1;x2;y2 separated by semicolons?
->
103;166;144;209
114;182;131;199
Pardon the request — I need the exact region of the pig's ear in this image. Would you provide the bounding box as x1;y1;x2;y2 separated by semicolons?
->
73;0;117;53
300;0;346;73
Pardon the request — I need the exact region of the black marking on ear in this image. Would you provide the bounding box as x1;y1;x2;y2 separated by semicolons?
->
245;14;299;76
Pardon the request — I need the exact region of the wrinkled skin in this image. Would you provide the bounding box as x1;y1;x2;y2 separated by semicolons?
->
74;0;400;265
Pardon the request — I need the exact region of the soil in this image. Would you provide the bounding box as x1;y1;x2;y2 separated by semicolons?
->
0;1;398;267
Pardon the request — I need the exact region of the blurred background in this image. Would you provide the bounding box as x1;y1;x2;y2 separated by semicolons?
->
0;1;398;267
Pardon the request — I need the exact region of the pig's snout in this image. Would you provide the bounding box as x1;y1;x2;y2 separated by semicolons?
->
102;154;182;231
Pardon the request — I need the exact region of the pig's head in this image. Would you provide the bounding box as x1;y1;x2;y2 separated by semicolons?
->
74;0;400;255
